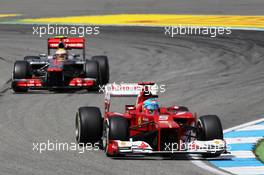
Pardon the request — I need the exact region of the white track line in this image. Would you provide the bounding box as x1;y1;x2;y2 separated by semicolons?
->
231;151;255;159
225;137;262;144
222;166;264;175
236;125;264;131
190;159;231;175
224;118;264;133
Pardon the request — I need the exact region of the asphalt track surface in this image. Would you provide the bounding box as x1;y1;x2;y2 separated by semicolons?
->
1;0;264;18
0;24;264;175
1;1;264;175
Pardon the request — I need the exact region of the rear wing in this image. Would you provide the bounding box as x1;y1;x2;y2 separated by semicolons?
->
105;82;158;97
47;37;85;59
104;82;158;111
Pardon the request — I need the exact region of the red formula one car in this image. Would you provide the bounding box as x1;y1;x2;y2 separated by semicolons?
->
12;36;109;92
75;82;227;158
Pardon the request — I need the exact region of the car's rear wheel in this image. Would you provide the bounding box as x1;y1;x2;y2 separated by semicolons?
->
197;115;223;157
75;107;103;145
104;117;129;157
12;61;29;92
91;56;109;85
85;60;101;91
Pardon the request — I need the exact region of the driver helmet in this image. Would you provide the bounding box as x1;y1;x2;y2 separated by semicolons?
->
143;98;159;113
55;49;68;61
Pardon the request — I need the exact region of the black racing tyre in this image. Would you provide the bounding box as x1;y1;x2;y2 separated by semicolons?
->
12;61;29;92
13;60;29;79
104;117;129;157
108;117;129;141
85;60;101;90
75;107;103;145
91;56;109;85
24;56;40;61
197;115;223;157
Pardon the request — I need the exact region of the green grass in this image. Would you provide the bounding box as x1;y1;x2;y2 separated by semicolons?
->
254;139;264;164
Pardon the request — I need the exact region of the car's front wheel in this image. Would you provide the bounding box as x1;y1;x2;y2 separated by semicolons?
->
103;116;129;157
196;115;223;157
75;107;103;145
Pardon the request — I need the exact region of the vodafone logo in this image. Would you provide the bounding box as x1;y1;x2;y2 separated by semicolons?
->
49;43;84;48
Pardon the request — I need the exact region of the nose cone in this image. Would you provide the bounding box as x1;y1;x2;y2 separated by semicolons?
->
154;115;179;129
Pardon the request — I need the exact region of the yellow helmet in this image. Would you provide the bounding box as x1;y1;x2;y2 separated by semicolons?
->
55;49;67;60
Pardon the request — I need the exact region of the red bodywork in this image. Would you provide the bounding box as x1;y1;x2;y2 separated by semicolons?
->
104;82;198;155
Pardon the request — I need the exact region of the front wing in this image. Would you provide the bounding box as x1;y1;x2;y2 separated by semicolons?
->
107;139;227;156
